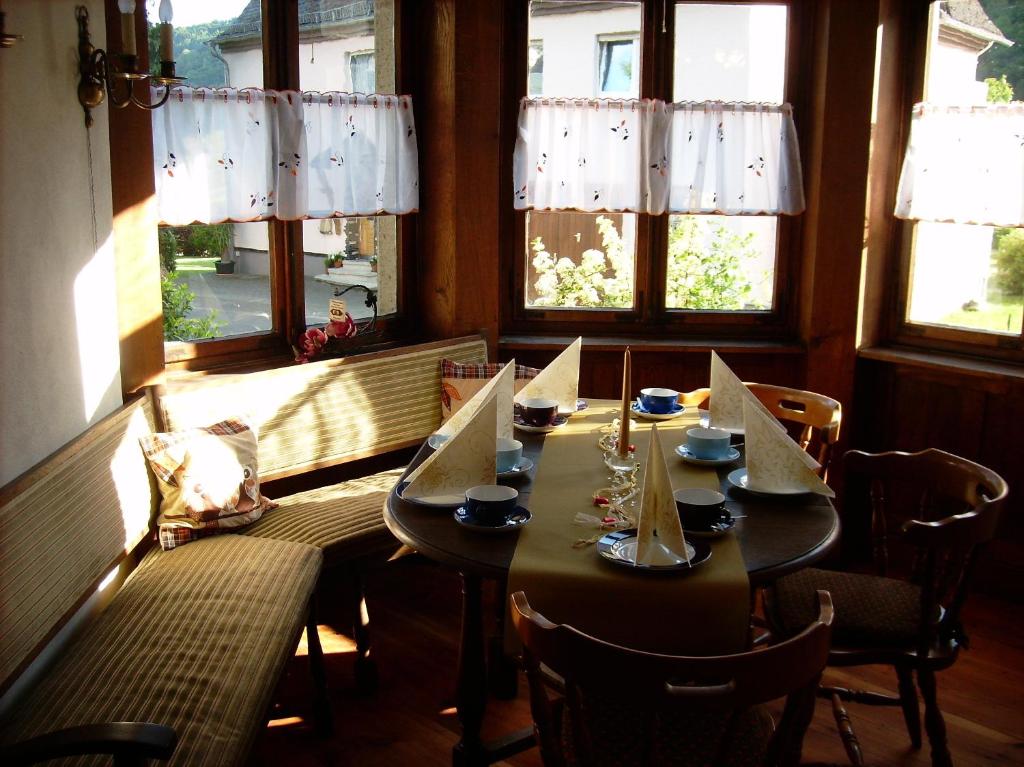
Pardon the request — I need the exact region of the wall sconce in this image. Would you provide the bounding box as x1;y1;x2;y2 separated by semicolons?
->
0;0;25;48
76;1;184;127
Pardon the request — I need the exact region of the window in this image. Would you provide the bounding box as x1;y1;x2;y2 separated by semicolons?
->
528;40;544;96
149;1;402;365
895;1;1023;352
509;1;796;334
349;51;375;93
597;35;639;97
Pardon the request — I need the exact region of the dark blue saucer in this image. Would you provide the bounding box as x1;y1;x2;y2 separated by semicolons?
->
453;505;532;533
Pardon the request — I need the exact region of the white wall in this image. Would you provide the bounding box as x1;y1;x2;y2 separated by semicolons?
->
0;0;123;486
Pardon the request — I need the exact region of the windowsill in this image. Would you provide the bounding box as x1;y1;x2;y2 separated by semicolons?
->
500;334;804;354
857;345;1024;382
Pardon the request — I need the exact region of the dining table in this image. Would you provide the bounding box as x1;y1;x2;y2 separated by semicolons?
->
383;399;839;767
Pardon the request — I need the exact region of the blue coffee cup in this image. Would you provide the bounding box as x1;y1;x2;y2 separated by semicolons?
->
686;426;732;459
465;485;519;525
639;388;679;414
496;438;523;473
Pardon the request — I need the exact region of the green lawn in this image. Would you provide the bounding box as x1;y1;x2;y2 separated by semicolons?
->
174;257;219;273
937;300;1024;334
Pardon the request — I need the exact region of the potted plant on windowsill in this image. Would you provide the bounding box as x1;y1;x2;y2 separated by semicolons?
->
325;251;345;274
369;255;378;273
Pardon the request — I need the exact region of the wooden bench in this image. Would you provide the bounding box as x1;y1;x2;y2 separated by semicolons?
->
0;335;487;765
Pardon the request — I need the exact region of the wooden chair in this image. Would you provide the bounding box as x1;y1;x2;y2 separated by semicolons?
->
763;449;1009;767
510;590;835;767
680;383;842;478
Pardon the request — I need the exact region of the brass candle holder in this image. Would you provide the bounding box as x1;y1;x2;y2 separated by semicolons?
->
75;5;184;128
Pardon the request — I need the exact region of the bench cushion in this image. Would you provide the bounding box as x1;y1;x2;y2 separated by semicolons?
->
0;535;321;767
243;468;404;567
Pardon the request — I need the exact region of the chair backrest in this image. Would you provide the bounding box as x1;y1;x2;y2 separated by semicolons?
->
154;335;488;481
510;590;834;767
680;383;842;478
844;448;1008;654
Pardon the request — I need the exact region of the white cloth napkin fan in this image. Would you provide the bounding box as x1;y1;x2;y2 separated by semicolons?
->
743;399;834;496
402;363;515;503
514;337;582;412
635;425;690;565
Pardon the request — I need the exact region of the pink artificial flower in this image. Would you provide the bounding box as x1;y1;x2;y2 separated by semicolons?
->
326;313;357;339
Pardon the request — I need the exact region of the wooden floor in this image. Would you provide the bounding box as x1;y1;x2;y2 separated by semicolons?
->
253;557;1024;767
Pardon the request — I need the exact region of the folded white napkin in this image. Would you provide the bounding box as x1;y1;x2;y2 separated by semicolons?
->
635;425;689;565
514;337;581;412
436;359;515;440
708;351;784;434
743;399;834;497
403;387;498;502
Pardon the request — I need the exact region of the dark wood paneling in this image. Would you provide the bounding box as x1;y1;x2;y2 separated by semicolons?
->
502;345;806;402
854;355;1024;601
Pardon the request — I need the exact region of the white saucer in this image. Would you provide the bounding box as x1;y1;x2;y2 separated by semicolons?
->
558;399;589;417
631;400;685;421
497;457;534;478
726;468;809;496
674;444;741;466
698;410;744;435
514;415;568;434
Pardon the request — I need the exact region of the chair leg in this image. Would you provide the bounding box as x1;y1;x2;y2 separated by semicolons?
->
306;603;333;736
350;571;378;695
917;667;953;767
830;691;865;766
896;665;922;749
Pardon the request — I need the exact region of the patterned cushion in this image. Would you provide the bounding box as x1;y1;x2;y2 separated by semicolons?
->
241;468;404;566
768;567;924;646
440;359;539;422
139;418;277;550
561;694;774;767
0;535;321;767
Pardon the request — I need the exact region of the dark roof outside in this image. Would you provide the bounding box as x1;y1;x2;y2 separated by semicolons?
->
215;0;374;45
942;0;1008;40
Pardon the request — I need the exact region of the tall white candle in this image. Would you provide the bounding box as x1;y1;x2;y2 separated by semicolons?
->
618;348;631;459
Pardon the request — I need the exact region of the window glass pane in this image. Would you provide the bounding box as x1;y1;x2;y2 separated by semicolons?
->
527;1;641;98
664;215;775;310
668;3;786;312
525;3;642;311
159;223;272;341
151;2;267;346
153;0;265;89
904;2;1023;336
300;0;399;324
525;212;637;309
672;3;786;103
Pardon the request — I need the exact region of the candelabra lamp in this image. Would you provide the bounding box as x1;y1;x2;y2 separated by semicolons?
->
76;1;184;127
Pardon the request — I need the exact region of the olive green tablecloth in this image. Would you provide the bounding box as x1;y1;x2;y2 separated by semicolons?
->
507;402;750;655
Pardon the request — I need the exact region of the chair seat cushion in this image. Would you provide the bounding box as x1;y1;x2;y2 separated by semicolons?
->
562;697;774;767
0;535;321;767
768;567;923;646
242;468;404;566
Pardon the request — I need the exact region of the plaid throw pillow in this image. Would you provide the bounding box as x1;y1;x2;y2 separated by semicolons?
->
440;359;539;422
139;417;277;550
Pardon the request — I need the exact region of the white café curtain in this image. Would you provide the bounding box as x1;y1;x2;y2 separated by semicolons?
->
152;88;419;225
895;103;1024;228
513;98;804;215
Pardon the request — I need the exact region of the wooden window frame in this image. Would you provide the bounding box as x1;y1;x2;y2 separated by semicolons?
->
500;0;809;341
880;0;1024;364
162;1;416;372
